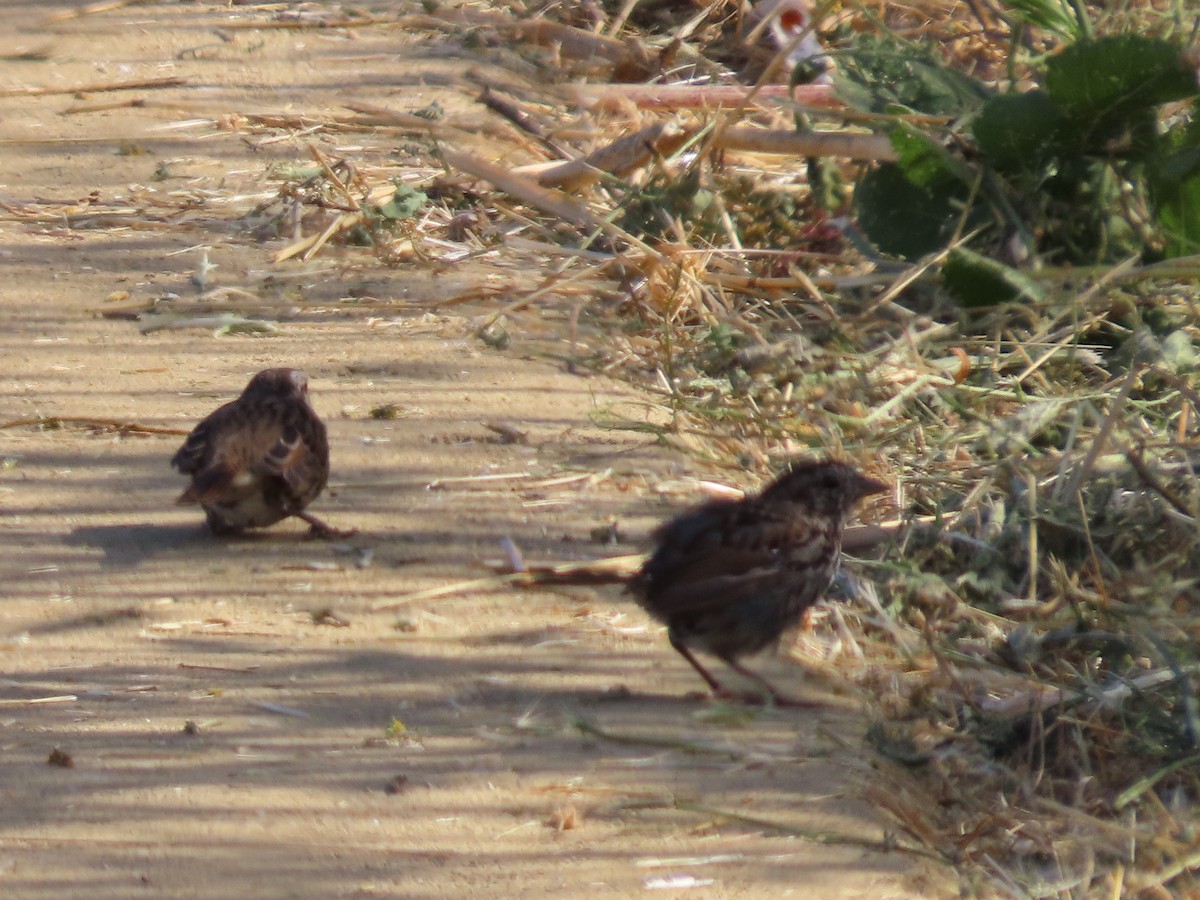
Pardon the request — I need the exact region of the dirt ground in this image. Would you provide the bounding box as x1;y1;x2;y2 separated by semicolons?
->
0;3;955;896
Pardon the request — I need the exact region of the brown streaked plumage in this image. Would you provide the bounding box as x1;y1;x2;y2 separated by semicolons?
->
629;460;885;706
171;368;350;538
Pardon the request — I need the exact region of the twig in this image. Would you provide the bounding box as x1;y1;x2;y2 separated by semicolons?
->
0;76;185;98
573;718;749;758
531;123;684;189
1142;850;1200;894
477;263;607;330
1060;362;1141;500
477;87;570;160
617;794;945;861
715;125;898;162
427;471;533;488
43;0;141;23
210;14;384;32
372;555;643;610
139;314;280;335
1124;445;1194;519
568;82;836;111
0;416;188;436
1114;753;1200;811
441;147;607;232
372;573;531;610
0;695;78;705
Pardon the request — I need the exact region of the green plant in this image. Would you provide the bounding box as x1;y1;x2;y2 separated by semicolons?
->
842;31;1200;301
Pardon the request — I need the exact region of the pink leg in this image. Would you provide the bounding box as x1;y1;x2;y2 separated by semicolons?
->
298;511;356;539
669;632;729;695
722;657;824;709
668;633;823;707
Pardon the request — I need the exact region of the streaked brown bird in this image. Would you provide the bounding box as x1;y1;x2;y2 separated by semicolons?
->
629;460;885;706
171;368;349;538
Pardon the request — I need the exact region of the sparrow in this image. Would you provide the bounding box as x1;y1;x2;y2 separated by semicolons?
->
171;368;350;538
628;460;885;706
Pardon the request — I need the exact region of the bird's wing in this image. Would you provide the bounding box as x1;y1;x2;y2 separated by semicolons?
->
173;402;288;504
254;421;318;494
175;462;239;505
634;513;783;612
634;504;833;617
641;558;793;618
643;540;779;588
170;402;234;475
172;403;237;504
639;500;790;585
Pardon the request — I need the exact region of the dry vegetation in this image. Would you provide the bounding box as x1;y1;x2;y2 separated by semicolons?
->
7;0;1200;895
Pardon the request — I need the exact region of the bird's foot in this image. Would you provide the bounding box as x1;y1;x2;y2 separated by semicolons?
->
299;513;356;540
305;523;357;540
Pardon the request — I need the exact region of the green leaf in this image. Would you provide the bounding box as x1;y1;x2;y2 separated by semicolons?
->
853;125;981;260
377;183;428;220
972;90;1067;172
1046;36;1198;123
850;35;1200;265
1042;36;1197;163
942;247;1045;307
890;124;975;188
1149;120;1200;257
1002;0;1086;40
854;163;961;260
1151;162;1200;257
834;35;990;116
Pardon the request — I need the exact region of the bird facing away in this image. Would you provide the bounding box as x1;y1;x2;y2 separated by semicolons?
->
171;368;349;538
629;460;886;706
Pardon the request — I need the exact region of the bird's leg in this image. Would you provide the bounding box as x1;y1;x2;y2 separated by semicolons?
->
668;633;824;708
297;511;356;540
668;631;730;696
204;509;242;537
721;657;825;709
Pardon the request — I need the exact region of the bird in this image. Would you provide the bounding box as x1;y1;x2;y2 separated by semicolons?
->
171;368;350;538
628;460;885;706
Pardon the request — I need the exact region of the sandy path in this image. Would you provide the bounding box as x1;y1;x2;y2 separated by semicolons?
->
0;3;951;896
